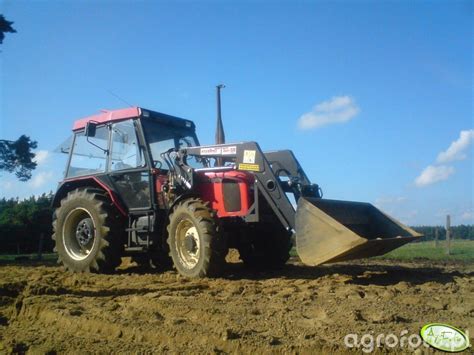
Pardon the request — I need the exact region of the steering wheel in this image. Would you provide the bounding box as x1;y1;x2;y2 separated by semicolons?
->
178;137;193;148
113;162;133;171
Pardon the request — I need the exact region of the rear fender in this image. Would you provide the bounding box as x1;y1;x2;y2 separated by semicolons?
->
52;176;127;216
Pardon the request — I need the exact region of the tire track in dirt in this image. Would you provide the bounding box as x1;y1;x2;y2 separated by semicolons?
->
0;259;472;353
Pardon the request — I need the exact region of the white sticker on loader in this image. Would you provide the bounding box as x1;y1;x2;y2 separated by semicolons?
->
200;147;222;155
243;150;256;164
222;146;237;155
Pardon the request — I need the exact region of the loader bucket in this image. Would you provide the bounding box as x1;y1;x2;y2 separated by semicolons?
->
295;197;422;266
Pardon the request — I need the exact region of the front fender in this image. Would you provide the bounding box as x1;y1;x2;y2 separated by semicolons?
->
167;193;201;216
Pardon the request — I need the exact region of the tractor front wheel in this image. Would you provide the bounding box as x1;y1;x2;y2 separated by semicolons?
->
167;198;226;278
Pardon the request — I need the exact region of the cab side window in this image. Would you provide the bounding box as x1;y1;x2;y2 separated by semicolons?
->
110;120;144;171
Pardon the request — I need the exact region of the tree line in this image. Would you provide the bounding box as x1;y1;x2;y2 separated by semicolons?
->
0;193;54;254
0;194;472;255
411;225;474;241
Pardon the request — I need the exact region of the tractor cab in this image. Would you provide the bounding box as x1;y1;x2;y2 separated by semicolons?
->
67;107;199;173
61;107;202;211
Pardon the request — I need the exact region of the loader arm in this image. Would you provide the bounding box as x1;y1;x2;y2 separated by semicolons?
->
264;150;312;186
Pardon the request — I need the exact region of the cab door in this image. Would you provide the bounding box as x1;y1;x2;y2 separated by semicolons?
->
108;119;152;211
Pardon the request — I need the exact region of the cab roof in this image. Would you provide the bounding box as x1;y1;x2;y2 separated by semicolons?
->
72;107;195;131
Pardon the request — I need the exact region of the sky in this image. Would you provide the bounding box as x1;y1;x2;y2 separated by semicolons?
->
0;0;472;226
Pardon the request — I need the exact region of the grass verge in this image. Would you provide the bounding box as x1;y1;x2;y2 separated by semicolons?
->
290;240;474;262
376;240;474;261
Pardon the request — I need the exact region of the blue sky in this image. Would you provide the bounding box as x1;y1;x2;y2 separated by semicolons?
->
0;0;472;225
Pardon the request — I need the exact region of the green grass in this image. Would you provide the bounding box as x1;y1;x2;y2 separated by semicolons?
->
3;240;474;265
376;240;474;261
290;240;474;262
0;253;57;263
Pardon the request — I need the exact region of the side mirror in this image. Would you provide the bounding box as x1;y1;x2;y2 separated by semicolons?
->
85;121;97;137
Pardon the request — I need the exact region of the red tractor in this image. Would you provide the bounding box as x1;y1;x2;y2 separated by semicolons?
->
52;107;421;278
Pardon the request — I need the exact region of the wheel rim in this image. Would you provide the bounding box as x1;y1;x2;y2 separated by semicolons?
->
62;208;96;261
175;219;200;269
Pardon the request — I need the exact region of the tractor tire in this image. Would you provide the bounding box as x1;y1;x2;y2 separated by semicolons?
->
238;221;293;269
167;198;226;278
52;188;123;273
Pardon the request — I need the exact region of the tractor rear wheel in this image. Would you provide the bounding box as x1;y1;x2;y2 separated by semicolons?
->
167;198;226;278
238;221;292;269
52;188;123;273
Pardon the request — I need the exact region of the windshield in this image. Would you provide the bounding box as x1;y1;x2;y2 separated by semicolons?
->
67;126;109;178
141;118;201;168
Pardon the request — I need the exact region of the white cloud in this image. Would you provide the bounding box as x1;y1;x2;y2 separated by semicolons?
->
402;209;419;221
414;165;455;187
375;196;407;208
34;150;50;165
0;180;15;191
436;129;474;163
28;171;54;189
297;95;360;130
376;196;407;204
414;129;473;188
25;150;53;190
460;210;473;222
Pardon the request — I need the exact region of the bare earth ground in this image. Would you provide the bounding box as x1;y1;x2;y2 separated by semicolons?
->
0;254;472;354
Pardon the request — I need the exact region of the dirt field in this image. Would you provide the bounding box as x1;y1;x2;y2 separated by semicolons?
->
0;255;472;354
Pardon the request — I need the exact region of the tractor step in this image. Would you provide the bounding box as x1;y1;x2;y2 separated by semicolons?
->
124;246;146;252
126;227;149;232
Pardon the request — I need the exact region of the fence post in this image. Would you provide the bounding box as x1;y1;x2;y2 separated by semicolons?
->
38;233;44;261
434;227;439;247
445;215;451;255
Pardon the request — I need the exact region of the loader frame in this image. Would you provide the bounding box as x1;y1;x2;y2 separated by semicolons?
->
177;143;322;232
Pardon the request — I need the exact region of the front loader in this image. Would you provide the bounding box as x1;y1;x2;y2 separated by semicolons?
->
52;107;421;278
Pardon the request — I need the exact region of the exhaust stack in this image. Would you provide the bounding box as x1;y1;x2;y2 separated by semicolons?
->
215;84;225;166
215;84;225;145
